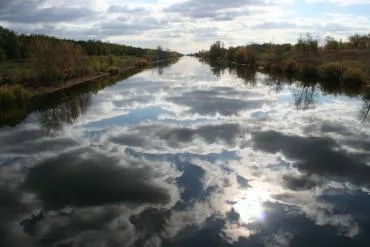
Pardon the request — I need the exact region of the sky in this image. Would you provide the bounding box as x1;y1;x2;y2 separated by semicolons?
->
0;0;369;53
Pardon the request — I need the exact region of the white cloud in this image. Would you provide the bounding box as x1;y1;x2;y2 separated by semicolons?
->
0;0;368;53
306;0;370;6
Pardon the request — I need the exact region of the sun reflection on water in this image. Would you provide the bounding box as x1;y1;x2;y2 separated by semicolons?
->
233;188;271;224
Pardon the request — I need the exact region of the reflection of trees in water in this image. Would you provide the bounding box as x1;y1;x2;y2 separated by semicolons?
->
263;75;283;93
319;77;362;97
157;62;169;75
236;67;256;85
360;95;370;124
228;66;256;85
157;59;179;75
158;65;164;75
293;83;316;110
209;61;227;77
40;93;91;133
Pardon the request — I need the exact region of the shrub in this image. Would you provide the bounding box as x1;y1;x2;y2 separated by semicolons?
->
135;60;150;68
108;67;120;75
235;47;257;67
318;63;347;82
270;62;284;73
0;87;16;105
13;84;31;100
0;85;31;106
343;68;363;85
284;59;297;74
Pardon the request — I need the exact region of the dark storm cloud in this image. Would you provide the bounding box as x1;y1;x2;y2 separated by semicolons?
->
110;123;243;149
167;89;266;116
0;0;95;23
252;131;370;188
165;0;266;19
24;147;171;209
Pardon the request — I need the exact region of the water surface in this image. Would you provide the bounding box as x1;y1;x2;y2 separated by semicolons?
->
1;57;370;247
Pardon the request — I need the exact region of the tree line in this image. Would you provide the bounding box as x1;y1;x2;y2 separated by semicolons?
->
194;33;370;85
0;25;180;106
0;25;179;85
0;25;177;61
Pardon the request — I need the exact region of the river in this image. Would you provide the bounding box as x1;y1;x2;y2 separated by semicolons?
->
1;57;370;247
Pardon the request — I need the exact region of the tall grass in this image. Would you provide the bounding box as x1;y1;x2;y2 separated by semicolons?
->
318;63;346;82
0;85;32;106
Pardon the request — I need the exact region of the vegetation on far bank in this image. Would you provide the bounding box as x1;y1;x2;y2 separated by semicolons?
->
0;25;180;106
194;33;370;86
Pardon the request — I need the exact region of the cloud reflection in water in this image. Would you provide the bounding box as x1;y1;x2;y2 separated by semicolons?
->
1;57;370;246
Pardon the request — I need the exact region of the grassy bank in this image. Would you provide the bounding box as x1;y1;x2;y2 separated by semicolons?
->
195;34;370;86
0;56;179;107
0;60;178;127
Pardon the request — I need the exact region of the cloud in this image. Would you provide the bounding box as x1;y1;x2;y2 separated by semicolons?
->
2;55;370;247
0;0;95;23
167;89;267;116
165;0;266;19
0;186;32;247
24;147;173;209
0;0;369;53
0;127;82;157
107;4;149;14
253;21;298;29
306;0;370;6
252;131;370;187
109;123;244;150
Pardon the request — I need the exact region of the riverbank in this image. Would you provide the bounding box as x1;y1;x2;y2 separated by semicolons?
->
195;35;370;86
0;58;179;126
0;57;179;106
0;25;181;107
199;53;370;87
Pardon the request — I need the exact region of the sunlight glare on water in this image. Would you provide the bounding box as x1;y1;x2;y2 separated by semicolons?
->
234;188;270;224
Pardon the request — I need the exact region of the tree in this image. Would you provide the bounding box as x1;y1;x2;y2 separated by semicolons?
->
0;47;6;61
324;36;339;51
224;47;237;61
0;26;21;59
349;33;370;49
209;41;226;60
235;46;256;66
295;33;318;60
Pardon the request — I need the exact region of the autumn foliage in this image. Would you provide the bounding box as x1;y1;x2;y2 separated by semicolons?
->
30;38;90;84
